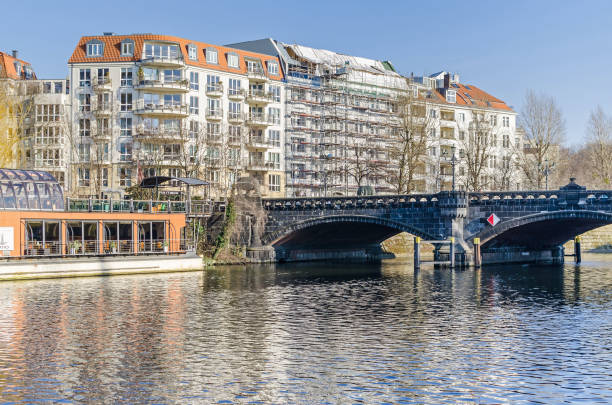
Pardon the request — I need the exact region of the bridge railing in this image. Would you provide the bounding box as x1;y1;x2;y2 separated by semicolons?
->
468;190;612;205
262;192;468;211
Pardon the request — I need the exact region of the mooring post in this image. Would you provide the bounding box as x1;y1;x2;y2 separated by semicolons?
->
414;236;421;271
474;237;481;268
450;236;455;268
574;236;582;263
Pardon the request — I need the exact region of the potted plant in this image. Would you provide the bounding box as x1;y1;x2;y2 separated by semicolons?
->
70;240;82;255
162;241;169;253
110;241;117;254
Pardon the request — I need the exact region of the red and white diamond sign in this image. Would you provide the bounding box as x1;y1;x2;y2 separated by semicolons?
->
487;213;500;226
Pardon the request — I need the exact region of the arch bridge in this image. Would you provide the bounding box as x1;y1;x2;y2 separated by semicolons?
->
221;179;612;265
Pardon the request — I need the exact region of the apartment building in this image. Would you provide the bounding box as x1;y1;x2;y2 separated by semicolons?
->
229;39;408;197
413;71;522;192
67;33;285;199
1;50;71;186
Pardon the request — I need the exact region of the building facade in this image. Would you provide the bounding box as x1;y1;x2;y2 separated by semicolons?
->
67;33;285;199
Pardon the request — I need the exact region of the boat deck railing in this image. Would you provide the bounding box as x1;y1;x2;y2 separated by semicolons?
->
65;198;225;216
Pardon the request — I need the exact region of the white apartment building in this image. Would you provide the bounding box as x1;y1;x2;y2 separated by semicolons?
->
1;50;71;186
413;71;522;192
67;33;285;199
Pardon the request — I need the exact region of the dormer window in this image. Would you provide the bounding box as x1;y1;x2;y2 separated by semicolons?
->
120;39;134;56
206;48;218;64
446;90;456;103
227;52;239;68
13;62;21;77
86;40;104;57
267;61;279;75
188;44;197;60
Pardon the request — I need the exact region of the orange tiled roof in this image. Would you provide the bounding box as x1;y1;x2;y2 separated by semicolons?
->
439;82;512;111
68;34;284;81
0;51;36;80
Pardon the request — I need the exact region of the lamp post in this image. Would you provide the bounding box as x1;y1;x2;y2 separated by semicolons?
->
442;146;457;192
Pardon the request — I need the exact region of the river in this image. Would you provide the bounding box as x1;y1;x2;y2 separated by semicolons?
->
0;255;611;403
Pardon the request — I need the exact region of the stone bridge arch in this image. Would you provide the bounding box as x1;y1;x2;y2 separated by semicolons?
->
471;210;612;249
263;214;436;256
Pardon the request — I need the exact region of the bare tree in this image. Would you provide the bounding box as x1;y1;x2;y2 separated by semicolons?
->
344;141;380;193
388;87;433;194
585;105;612;187
0;80;37;168
517;90;565;189
460;111;495;191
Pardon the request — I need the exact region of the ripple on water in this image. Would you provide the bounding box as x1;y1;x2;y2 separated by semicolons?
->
0;257;610;403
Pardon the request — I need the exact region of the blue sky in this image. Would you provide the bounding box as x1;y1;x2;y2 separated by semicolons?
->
2;0;611;144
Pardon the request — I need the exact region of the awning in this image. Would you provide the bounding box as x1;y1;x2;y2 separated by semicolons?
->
139;176;209;188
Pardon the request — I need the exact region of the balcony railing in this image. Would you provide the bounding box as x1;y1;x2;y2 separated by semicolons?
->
228;88;246;100
247;136;273;149
205;108;223;120
135;79;189;92
134;101;189;116
140;56;185;68
205;83;223;97
227;111;245;123
92;77;112;92
246;113;271;126
246;89;272;104
247;68;267;81
247;159;276;171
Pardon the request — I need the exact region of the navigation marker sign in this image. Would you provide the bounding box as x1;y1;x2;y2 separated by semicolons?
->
487;213;500;226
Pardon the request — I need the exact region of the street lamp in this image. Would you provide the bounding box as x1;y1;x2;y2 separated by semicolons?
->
442;146;457;192
543;159;555;190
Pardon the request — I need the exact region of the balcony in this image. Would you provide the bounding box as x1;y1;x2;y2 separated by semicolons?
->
205;83;223;97
227;111;245;124
246;113;271;127
205;108;223;121
92;77;112;92
93;102;113;116
135;79;189;93
92;128;112;141
134;125;186;143
247;68;268;82
246;89;272;104
206;134;223;145
440;110;455;122
228;136;242;146
247;159;275;171
134;101;189;117
228;89;246;100
140;56;185;68
246;136;272;150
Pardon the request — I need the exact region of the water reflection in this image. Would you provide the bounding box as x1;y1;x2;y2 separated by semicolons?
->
0;255;610;403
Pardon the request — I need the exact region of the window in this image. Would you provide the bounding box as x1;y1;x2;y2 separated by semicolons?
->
143;43;179;60
459;131;465;141
268;174;280;192
189;121;200;139
35;149;61;167
430;109;437;118
502;116;510;127
459;112;465;122
207;122;220;136
228;79;241;95
78;168;90;187
188;44;197;60
268;130;280;147
503;134;510;148
36;105;61;122
491;115;498;126
120;118;132;137
119;142;132;162
121;40;134;56
96;141;110;161
86;41;103;57
246;60;262;74
79;119;91;137
101;168;109;187
208;98;220;114
120;92;132;111
163;144;181;160
36;126;61;145
268;107;280;124
229;125;241;144
190;96;199;114
267;61;279;75
206;48;218;64
78;143;90;162
119;168;132;187
163;69;181;83
43;82;52;93
228;102;241;120
121;68;132;86
79;69;91;87
189;71;199;90
79;94;91;112
267;152;280;169
54;82;63;94
269;85;281;102
446;90;456;103
207;75;220;92
227;53;239;68
164;94;181;106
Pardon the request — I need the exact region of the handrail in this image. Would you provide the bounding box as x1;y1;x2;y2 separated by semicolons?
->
65;198;217;215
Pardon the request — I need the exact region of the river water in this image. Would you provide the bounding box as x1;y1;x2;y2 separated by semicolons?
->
0;256;611;404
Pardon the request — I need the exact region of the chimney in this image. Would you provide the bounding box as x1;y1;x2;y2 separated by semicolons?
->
11;50;18;59
103;32;115;36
